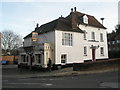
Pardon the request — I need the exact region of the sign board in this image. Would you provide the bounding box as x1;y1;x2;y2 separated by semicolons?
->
32;32;38;41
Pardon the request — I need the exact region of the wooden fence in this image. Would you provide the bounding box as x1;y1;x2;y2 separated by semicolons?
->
1;56;19;64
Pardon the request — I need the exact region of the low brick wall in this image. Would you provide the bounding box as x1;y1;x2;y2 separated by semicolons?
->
73;58;120;71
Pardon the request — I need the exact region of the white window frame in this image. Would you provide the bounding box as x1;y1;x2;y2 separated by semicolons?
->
83;31;87;40
100;47;104;56
36;54;41;63
84;46;87;56
61;54;67;64
62;32;73;46
83;15;88;24
21;55;26;62
91;32;95;40
100;33;104;42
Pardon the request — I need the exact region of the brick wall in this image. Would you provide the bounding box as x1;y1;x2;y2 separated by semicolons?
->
2;56;19;64
73;58;120;71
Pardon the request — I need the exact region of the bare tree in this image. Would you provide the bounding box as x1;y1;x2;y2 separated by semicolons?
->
115;24;120;33
2;30;23;51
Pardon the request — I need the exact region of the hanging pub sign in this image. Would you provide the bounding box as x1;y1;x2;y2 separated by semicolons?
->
32;32;38;42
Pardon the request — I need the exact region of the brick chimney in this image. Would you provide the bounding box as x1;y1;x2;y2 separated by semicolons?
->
74;7;76;12
36;23;39;28
71;7;78;29
71;8;73;12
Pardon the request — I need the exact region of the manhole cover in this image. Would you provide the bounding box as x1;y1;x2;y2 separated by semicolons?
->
99;82;118;88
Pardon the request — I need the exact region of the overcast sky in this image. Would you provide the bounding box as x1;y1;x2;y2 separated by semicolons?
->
0;0;119;38
118;1;120;24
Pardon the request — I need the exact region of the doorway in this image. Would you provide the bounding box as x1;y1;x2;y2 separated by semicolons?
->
92;48;95;62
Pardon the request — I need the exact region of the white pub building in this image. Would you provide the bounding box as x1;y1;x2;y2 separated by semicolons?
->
18;7;108;69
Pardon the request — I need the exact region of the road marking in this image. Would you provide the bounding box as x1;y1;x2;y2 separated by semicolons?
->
99;82;118;88
6;82;53;86
6;82;44;85
42;83;53;86
18;78;63;81
3;80;8;82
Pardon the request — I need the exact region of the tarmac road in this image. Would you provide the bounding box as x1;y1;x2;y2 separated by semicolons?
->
2;65;119;88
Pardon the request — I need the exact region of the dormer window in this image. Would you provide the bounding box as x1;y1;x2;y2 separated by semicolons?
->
83;15;88;24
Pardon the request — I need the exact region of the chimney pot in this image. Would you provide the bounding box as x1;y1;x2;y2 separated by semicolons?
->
71;8;73;12
74;7;76;12
36;23;39;28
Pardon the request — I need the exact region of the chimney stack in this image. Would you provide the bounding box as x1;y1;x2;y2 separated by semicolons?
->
71;8;73;12
74;7;76;12
36;23;39;28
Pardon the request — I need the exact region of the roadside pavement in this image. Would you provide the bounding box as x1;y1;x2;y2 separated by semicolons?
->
2;64;119;79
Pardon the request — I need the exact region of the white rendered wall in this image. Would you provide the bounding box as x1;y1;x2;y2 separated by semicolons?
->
24;38;32;47
55;30;84;65
24;31;55;47
37;31;55;66
23;31;55;67
79;24;108;61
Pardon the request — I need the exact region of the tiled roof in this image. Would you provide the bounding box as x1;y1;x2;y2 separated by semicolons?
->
24;9;106;39
66;11;106;29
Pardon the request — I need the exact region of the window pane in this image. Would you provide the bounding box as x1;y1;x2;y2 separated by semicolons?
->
61;54;67;63
100;33;103;41
100;47;104;55
84;47;87;55
36;54;41;63
92;32;95;40
62;33;73;46
21;55;26;62
83;31;86;40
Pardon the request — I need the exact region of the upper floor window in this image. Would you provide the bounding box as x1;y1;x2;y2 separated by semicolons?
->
83;15;88;24
91;32;95;40
83;31;87;40
62;33;73;46
100;33;104;42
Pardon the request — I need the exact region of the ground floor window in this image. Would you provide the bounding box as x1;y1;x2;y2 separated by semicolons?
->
61;54;67;63
21;55;26;62
26;56;29;62
31;56;35;62
36;54;41;63
84;46;87;56
100;47;104;56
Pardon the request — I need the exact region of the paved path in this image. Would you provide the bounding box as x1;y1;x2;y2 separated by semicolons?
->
2;65;119;78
